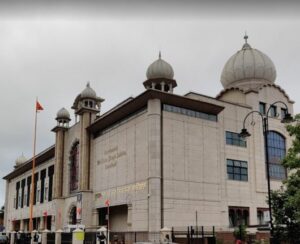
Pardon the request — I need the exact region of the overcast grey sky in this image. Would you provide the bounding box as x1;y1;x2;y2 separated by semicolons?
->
1;1;300;206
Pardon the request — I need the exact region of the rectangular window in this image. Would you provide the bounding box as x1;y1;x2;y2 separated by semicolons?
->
16;182;20;209
27;176;31;207
259;102;266;115
33;172;38;205
40;169;46;203
21;179;26;208
257;208;268;226
229;206;249;227
163;104;217;122
226;131;246;147
227;159;248;181
48;165;54;201
281;108;287;119
270;105;277;117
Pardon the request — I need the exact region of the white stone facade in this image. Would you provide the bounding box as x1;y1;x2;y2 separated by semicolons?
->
3;38;295;240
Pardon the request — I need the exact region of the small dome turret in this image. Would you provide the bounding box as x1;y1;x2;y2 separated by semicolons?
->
81;82;97;99
221;34;277;90
146;52;174;80
72;82;104;115
56;107;71;128
56;107;71;121
144;52;177;93
15;154;27;168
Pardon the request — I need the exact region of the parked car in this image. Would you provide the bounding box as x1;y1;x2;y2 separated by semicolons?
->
0;235;8;244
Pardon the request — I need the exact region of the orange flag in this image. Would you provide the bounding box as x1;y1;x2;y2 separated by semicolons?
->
36;101;44;111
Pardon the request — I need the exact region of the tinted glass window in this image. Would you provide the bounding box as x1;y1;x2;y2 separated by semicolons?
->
267;131;286;179
226;131;246;147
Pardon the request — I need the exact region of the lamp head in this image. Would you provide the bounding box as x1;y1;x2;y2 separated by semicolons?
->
239;128;251;138
281;113;293;123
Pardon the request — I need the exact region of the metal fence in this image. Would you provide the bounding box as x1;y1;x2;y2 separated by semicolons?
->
61;232;72;244
109;231;157;244
47;232;55;244
172;226;216;244
84;232;97;244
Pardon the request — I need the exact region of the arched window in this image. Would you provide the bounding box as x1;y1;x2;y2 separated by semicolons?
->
267;131;286;180
69;142;79;192
69;206;77;225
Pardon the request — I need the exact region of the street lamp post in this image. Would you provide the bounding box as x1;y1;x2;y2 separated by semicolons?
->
239;101;293;242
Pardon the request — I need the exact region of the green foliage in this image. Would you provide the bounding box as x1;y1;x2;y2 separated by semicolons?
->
233;225;247;241
271;117;300;243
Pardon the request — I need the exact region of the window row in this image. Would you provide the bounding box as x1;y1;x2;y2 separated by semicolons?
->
163;104;217;122
226;131;286;180
228;206;269;227
14;165;54;209
259;102;287;119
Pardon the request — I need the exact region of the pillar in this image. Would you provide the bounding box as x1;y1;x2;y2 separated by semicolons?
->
20;219;24;232
160;227;172;243
55;229;62;244
10;231;15;244
161;81;165;92
169;84;173;93
147;99;162;242
53;129;65;198
80;112;95;191
92;208;99;229
42;229;49;244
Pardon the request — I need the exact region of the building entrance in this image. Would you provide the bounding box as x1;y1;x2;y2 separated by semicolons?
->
98;204;128;231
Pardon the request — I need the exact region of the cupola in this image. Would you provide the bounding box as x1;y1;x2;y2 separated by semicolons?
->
56;107;71;128
15;154;27;168
72;82;104;115
144;52;177;93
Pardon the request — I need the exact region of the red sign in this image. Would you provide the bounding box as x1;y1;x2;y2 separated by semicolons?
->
43;211;48;217
105;199;110;206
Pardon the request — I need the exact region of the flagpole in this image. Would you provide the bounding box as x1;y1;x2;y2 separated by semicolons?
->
29;99;38;232
107;204;110;244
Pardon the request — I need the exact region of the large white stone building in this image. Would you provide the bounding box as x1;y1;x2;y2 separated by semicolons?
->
3;36;294;240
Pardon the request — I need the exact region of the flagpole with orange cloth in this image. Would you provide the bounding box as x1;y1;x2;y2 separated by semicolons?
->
29;99;44;232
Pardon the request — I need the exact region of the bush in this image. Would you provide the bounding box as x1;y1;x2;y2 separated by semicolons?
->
233;225;247;241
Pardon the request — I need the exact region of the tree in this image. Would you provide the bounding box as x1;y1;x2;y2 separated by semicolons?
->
271;115;300;243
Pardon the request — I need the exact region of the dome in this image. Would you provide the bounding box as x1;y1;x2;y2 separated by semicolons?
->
221;35;277;90
81;82;97;99
146;52;174;80
56;107;70;120
15;154;27;167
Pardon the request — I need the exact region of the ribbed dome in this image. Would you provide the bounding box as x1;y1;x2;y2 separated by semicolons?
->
81;82;97;99
221;35;276;89
146;52;174;80
15;154;27;167
56;107;70;120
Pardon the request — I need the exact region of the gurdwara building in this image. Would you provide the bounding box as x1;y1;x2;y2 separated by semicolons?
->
3;36;294;240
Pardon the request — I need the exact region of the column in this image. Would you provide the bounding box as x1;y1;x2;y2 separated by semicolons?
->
54;130;64;198
42;229;49;244
147;99;162;242
92;209;99;229
80;112;91;191
169;84;173;93
19;219;24;232
55;229;62;244
161;82;165;92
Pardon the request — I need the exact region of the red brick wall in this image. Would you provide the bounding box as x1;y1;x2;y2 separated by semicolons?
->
216;232;235;244
256;232;270;241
